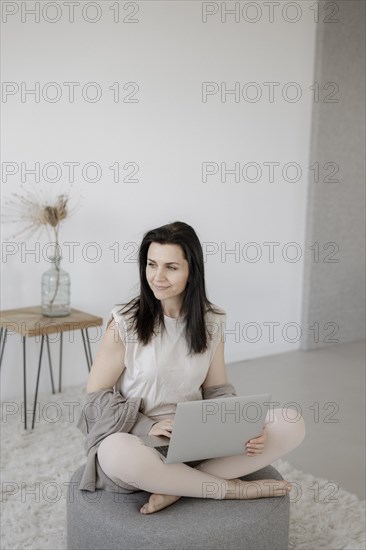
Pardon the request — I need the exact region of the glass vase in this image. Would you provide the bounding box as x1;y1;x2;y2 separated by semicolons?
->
41;256;71;317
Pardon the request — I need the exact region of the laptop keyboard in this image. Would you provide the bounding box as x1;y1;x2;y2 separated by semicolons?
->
155;445;169;457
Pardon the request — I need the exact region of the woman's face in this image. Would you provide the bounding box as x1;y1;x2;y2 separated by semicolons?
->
146;242;190;303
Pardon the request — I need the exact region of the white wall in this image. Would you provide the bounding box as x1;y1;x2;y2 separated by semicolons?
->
1;1;317;401
300;1;366;348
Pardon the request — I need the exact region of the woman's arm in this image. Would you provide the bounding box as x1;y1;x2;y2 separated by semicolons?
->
86;317;126;394
201;339;228;390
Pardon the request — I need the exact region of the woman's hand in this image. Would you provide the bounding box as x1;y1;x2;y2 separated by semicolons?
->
245;425;267;456
148;419;174;438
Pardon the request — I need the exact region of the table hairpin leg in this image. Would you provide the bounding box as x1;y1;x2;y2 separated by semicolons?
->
86;328;93;367
58;332;63;393
81;329;92;372
45;335;55;394
32;335;45;430
1;329;56;430
0;328;7;369
22;336;27;430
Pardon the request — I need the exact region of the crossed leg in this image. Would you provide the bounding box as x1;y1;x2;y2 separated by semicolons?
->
97;408;305;514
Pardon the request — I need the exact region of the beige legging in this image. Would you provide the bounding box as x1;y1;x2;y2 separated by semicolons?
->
97;408;306;500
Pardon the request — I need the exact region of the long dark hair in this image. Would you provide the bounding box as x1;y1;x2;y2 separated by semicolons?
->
109;221;225;355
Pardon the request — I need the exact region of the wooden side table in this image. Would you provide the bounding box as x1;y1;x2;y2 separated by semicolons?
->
0;306;103;430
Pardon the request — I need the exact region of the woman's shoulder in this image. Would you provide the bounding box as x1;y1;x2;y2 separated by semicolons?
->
111;303;136;323
107;303;136;331
106;304;137;343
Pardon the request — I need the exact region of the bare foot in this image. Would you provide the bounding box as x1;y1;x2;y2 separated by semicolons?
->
224;478;292;500
139;478;292;513
140;493;182;514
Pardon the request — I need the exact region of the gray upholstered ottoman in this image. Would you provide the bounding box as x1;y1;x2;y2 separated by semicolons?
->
67;463;289;550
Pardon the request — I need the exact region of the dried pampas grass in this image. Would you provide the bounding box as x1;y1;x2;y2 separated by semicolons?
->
2;183;81;253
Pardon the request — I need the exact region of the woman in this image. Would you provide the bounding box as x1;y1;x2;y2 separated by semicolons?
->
86;221;305;514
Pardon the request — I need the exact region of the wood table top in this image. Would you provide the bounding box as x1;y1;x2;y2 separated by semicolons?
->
0;306;103;336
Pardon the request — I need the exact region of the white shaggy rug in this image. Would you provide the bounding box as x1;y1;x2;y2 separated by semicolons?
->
1;384;365;550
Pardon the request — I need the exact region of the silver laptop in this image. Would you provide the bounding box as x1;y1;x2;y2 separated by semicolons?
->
139;393;271;464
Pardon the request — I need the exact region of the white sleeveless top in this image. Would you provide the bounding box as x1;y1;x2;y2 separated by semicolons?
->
106;304;227;422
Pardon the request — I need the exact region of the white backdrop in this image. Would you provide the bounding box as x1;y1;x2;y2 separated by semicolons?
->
1;1;317;400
